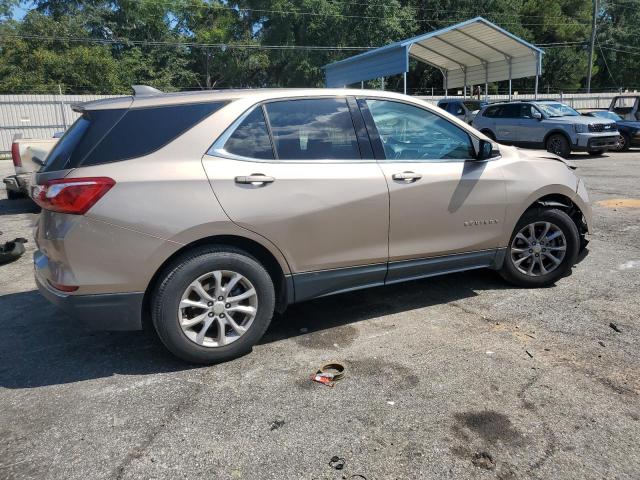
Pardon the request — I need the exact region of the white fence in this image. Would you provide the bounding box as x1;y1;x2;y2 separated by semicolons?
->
0;94;120;153
0;91;625;153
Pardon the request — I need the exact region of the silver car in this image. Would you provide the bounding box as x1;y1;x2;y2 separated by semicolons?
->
33;88;592;363
472;100;618;157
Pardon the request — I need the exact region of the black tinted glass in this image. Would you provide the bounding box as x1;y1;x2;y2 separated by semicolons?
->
501;104;521;118
484;106;499;117
264;98;360;160
83;102;226;165
43;115;92;171
222;107;274;159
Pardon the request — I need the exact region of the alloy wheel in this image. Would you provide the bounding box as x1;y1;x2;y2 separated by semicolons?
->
548;137;563;156
510;222;567;276
177;270;258;347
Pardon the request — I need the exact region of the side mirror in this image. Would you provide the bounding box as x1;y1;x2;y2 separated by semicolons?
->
533;110;542;120
476;139;493;160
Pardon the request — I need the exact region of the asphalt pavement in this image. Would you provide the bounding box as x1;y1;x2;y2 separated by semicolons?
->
0;151;638;480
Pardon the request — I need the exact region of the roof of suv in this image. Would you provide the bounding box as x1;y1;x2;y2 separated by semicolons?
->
75;88;416;111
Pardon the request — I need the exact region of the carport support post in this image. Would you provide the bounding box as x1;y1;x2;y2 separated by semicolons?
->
534;52;540;100
360;81;364;89
403;71;407;95
463;68;467;98
381;77;385;91
484;62;489;102
444;71;448;98
508;58;513;100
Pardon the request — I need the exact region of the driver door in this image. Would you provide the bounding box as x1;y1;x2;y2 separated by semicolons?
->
358;98;507;281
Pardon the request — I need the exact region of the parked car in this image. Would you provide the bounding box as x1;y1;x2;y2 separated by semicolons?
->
608;95;640;121
3;134;59;199
33;88;592;363
437;99;488;124
472;100;619;158
581;109;640;151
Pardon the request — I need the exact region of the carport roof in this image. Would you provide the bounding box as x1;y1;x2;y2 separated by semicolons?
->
324;17;544;90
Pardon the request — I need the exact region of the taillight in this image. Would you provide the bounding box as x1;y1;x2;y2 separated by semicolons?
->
32;177;115;215
48;280;79;293
11;142;21;167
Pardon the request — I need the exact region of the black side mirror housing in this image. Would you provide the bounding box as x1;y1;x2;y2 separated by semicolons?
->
476;139;493;160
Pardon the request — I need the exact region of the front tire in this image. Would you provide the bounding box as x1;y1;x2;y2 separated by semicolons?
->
616;134;630;152
499;208;579;288
546;134;571;158
152;246;275;364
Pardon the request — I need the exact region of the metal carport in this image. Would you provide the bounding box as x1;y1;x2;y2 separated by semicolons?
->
324;16;544;100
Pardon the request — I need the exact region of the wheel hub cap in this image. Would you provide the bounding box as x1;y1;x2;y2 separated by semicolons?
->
212;301;225;315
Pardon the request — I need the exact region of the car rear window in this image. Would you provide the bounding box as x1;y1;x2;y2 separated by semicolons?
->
42;101;226;172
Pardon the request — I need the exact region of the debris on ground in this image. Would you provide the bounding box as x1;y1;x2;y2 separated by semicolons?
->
269;419;285;431
599;341;606;347
329;456;345;470
0;233;27;265
525;350;534;358
471;451;496;470
311;362;345;387
609;323;622;333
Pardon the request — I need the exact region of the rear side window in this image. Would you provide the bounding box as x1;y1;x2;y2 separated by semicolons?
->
83;102;226;166
43;102;226;172
43;115;92;171
483;106;500;117
264;98;361;160
222;107;274;160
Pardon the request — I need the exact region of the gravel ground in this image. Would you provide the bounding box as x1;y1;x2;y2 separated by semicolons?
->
0;151;638;480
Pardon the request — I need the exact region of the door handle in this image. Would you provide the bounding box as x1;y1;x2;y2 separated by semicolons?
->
392;171;422;182
234;174;275;185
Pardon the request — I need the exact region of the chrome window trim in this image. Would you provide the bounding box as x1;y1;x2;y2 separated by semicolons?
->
206;96;371;164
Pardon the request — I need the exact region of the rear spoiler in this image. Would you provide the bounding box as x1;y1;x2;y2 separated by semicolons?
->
70;85;162;113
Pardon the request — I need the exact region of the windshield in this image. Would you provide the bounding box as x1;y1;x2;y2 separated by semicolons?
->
463;101;487;111
536;102;580;118
590;111;622;121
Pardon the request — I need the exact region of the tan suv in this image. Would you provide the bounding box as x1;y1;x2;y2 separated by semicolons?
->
32;88;592;363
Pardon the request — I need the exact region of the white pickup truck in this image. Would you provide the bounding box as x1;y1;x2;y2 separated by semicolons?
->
3;135;59;199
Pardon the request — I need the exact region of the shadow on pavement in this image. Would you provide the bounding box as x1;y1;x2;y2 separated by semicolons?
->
0;197;40;216
0;268;520;389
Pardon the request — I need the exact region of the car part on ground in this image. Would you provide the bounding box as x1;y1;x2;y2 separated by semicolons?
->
31;87;592;363
473;100;618;158
0;232;28;265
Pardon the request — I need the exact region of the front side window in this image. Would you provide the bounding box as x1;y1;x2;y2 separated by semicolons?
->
365;99;473;161
264;98;361;160
221;107;274;160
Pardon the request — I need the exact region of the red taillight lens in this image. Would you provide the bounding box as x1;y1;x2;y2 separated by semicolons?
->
33;177;115;215
11;142;22;167
48;280;79;293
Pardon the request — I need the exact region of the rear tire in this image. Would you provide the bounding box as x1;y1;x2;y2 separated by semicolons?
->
499;208;579;288
151;246;275;364
545;134;571;158
6;190;22;200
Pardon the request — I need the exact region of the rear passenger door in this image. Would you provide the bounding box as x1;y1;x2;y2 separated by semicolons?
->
493;104;519;143
202;97;390;300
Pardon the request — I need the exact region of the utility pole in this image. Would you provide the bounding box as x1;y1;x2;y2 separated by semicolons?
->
587;0;598;93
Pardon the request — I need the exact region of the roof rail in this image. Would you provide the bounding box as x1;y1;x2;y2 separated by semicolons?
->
132;85;163;96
